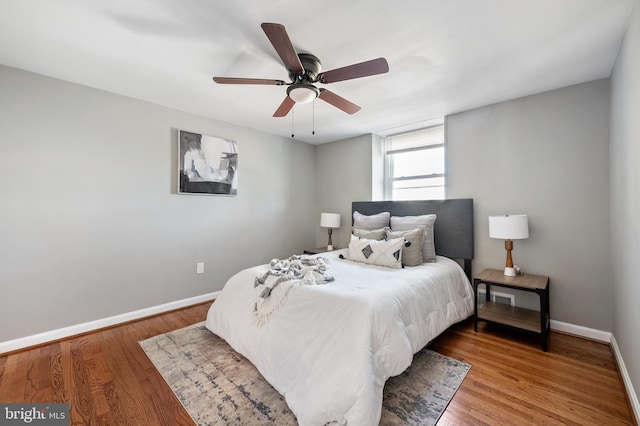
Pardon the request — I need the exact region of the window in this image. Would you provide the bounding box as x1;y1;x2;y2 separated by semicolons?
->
384;124;445;200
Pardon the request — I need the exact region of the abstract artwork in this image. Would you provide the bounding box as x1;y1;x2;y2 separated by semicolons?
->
178;130;238;195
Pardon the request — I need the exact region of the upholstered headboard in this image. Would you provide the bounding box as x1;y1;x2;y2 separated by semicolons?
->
351;199;474;279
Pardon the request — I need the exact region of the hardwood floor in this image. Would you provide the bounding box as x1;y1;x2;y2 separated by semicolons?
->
0;302;635;425
435;323;635;425
0;303;210;425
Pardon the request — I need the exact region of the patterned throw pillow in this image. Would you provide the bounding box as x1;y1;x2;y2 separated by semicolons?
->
391;214;437;263
385;226;426;267
352;226;389;240
347;235;403;269
352;211;390;230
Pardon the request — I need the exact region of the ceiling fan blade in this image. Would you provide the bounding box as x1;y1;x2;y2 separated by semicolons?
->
318;89;361;114
213;77;285;85
319;58;389;84
261;23;304;73
273;96;296;117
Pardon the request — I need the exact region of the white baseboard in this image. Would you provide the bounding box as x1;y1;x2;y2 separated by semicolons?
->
0;291;219;355
550;319;612;342
611;335;640;424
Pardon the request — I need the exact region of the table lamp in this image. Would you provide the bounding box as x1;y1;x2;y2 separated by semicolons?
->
489;214;529;276
320;213;341;251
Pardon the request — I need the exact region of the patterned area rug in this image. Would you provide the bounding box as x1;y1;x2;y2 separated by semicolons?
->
139;323;470;426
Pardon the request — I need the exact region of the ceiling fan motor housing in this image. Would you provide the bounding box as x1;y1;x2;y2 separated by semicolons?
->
291;53;322;83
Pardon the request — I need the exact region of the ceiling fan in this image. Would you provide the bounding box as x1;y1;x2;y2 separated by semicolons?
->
213;23;389;117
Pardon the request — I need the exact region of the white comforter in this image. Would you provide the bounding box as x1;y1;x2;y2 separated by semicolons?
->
205;249;474;426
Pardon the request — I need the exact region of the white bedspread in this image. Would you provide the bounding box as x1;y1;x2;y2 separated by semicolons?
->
205;249;473;426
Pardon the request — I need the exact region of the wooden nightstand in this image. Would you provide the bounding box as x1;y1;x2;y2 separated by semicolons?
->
303;247;334;255
473;268;550;351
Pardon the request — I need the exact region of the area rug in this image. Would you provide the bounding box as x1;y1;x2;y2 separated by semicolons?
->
139;322;470;425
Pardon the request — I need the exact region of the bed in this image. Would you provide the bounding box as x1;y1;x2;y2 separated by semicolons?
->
206;199;474;425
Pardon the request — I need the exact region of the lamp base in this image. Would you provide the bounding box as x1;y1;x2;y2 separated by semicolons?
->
504;267;516;277
326;228;334;252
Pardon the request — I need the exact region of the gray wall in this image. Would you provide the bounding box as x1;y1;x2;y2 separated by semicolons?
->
447;80;611;330
314;134;374;249
611;0;640;409
0;65;316;342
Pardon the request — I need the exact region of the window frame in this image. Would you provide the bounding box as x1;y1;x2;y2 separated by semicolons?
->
384;124;446;201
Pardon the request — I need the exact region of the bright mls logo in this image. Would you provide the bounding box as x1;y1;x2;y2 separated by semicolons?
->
0;404;69;425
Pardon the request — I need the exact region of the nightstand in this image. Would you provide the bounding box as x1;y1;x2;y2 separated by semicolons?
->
473;268;550;351
303;247;334;255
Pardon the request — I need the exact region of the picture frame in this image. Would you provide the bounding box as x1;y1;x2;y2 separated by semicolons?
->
178;130;238;196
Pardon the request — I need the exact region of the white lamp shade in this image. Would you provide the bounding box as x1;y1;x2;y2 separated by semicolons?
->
320;212;341;228
489;215;529;240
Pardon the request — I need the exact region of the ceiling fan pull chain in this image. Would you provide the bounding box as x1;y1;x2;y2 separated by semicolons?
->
312;100;315;135
291;107;295;138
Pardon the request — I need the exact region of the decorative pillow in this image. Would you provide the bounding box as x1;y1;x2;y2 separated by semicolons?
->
385;226;425;267
352;226;389;240
353;211;390;230
348;235;403;269
391;214;437;263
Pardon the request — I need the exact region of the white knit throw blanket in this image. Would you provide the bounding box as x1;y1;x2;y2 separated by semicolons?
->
254;255;334;326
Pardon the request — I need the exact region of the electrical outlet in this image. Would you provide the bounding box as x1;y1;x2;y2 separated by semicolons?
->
196;262;204;274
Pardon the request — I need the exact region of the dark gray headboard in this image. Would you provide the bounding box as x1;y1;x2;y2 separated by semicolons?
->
352;199;474;279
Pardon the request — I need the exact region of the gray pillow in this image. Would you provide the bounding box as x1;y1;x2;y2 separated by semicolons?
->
391;214;437;262
386;226;426;267
352;226;389;240
353;211;390;230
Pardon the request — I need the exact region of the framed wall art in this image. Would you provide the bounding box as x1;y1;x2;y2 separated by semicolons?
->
178;130;238;196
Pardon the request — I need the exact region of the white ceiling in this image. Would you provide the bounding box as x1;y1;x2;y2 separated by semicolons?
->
0;0;634;144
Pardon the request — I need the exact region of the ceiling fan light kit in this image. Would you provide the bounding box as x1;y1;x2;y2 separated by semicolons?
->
212;22;389;119
287;84;319;104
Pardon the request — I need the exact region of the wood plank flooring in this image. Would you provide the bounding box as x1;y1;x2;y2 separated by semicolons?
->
435;322;635;425
0;302;635;425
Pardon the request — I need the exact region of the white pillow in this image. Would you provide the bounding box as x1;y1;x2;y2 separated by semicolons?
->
353;211;390;230
391;214;437;263
348;235;403;269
